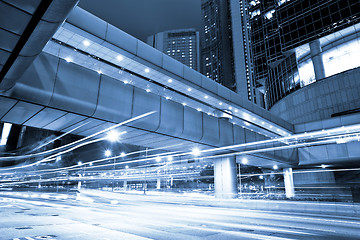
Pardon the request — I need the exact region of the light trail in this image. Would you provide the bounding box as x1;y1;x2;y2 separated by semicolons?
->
0;111;155;163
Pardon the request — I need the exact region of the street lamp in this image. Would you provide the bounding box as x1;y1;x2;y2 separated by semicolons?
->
192;147;201;157
106;130;120;142
104;150;112;158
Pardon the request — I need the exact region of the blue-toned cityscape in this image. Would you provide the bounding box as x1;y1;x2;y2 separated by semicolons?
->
0;0;360;239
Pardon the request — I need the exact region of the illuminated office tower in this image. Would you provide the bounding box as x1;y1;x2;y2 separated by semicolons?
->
147;28;200;71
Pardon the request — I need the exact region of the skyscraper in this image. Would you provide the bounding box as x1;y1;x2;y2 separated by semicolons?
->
147;28;200;71
200;0;260;106
201;0;235;90
243;0;360;109
201;0;360;109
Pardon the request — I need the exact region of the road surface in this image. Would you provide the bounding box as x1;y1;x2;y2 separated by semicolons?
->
1;190;360;240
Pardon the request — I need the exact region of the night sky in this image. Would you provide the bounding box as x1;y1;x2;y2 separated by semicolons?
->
78;0;202;42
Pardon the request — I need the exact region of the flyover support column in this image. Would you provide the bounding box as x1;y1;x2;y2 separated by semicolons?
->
214;156;238;199
310;39;326;80
283;168;295;198
157;178;161;189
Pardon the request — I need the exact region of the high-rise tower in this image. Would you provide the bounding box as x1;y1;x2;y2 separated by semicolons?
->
147;28;200;71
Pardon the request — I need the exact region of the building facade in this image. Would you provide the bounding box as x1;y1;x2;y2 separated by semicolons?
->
200;0;263;106
245;0;360;109
201;0;360;109
147;28;200;71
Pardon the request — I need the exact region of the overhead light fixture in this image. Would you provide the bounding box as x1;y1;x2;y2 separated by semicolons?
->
197;108;202;112
65;57;72;63
241;157;248;164
204;95;208;99
167;156;173;161
219;102;223;106
120;152;126;157
165;96;170;100
187;88;192;91
146;89;151;93
273;165;278;170
156;156;161;162
97;70;102;74
116;55;124;61
145;68;150;73
321;164;326;168
83;40;90;46
182;103;187;106
168;79;173;83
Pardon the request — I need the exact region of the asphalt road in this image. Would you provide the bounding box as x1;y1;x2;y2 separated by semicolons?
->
1;190;360;240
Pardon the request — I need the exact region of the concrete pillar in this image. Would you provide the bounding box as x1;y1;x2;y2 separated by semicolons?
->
214;156;238;199
170;176;173;187
156;178;161;189
123;180;127;190
310;39;326;80
283;168;295;198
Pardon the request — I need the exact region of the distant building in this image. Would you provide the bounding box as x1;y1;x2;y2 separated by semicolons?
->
147;28;200;71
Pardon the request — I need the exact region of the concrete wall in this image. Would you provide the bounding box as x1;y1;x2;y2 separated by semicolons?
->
270;67;360;124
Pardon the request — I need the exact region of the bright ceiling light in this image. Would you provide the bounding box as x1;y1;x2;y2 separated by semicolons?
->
204;95;208;99
120;152;126;157
106;130;120;142
97;70;102;74
197;108;202;112
146;89;151;93
77;161;82;165
182;103;187;106
65;57;72;63
116;55;124;61
192;147;201;156
219;102;223;105
321;164;326;168
187;88;192;91
145;68;150;73
168;79;173;83
229;106;232;110
167;156;173;161
83;40;90;46
104;150;112;157
156;156;161;162
273;165;278;170
125;165;129;169
165;96;170;100
241;157;248;164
